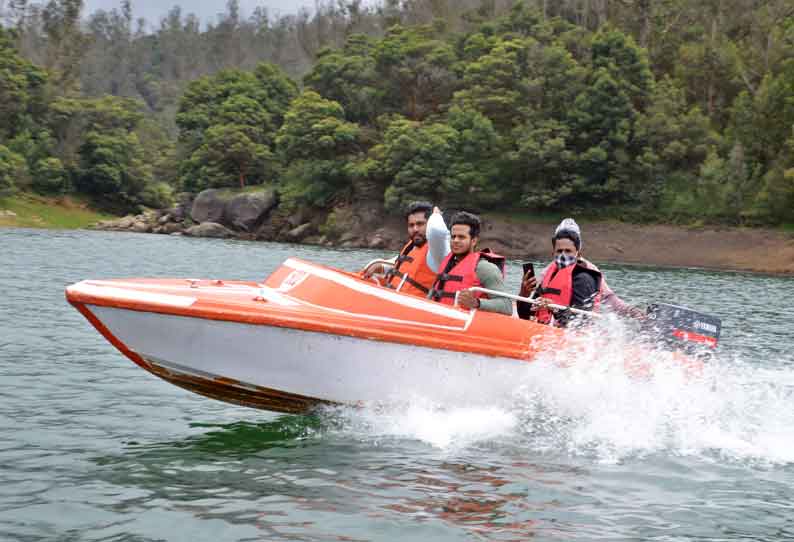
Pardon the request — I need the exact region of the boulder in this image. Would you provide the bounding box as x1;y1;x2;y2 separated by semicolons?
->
303;235;323;245
117;216;135;229
190;189;226;224
141;209;159;223
286;222;314;241
368;234;386;249
162;222;183;235
184;222;234;239
158;214;171;225
286;206;309;228
223;189;277;232
176;192;194;206
339;231;359;244
131;220;150;233
167;205;185;222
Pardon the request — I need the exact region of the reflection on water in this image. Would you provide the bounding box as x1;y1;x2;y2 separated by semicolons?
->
2;228;794;541
93;415;590;541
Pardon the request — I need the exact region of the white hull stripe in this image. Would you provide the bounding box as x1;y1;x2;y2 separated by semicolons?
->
68;283;197;308
87;280;261;295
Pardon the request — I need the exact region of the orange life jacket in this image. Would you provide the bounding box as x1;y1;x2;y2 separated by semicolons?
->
535;260;602;325
429;249;506;305
383;241;437;297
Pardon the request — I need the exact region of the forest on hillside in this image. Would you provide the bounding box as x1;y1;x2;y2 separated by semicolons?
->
1;0;793;224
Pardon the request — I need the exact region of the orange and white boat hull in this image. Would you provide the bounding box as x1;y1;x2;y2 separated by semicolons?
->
67;258;564;413
79;303;533;413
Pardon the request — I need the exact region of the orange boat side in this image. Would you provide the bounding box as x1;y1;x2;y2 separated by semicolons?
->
65;258;565;361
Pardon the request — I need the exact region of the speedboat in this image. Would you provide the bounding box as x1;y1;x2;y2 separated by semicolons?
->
65;257;575;413
65;258;711;414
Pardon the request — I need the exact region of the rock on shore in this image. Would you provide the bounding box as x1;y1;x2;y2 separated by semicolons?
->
92;187;794;275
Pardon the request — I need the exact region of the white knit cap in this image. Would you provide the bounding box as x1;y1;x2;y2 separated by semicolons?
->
554;218;582;248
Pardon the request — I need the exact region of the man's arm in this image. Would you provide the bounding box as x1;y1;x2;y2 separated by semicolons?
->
474;260;512;315
360;254;397;278
425;209;450;273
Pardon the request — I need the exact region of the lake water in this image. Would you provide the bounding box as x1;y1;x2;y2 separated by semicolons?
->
2;228;794;541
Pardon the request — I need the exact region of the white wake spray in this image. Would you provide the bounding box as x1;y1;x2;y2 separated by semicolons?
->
323;316;794;465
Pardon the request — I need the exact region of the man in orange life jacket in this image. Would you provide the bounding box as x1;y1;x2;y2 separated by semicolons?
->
517;225;601;326
427;212;512;315
362;201;450;296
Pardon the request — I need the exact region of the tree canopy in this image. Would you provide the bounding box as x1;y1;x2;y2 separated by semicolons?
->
1;0;793;225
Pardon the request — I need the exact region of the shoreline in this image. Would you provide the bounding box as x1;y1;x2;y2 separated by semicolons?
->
3;219;792;276
69;219;794;277
3;193;793;275
475;219;794;276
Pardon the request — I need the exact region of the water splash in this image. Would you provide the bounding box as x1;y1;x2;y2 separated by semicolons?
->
511;317;794;465
322;399;519;450
321;316;794;466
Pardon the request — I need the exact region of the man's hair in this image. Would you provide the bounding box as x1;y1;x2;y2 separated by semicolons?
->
552;229;581;250
450;211;481;238
405;201;433;219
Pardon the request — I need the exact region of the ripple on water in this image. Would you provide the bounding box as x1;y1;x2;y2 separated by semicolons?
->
1;228;794;541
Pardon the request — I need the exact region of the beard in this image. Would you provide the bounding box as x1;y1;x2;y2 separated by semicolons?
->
452;242;472;256
411;233;426;246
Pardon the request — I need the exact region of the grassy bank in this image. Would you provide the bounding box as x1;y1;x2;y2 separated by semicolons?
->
0;193;114;229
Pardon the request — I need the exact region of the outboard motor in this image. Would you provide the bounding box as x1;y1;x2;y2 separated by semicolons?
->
644;303;722;355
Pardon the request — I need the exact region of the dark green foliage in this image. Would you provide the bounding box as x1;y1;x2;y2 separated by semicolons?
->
2;0;794;225
380;107;501;211
276;90;361;206
176;63;297;191
32;157;69;195
303;35;380;124
0;145;27;194
372;25;457;120
76;129;153;210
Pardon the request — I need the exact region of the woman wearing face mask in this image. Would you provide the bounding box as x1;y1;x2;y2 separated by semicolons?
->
517;219;602;326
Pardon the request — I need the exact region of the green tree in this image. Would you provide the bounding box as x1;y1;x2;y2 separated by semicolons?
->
443;106;502;207
380;107;502;211
41;0;89;96
47;95;144;182
76;129;153;210
190;124;273;189
634;77;715;210
0;144;27;194
0;27;48;142
453;37;534;130
303;34;380;124
176;63;297;191
752;142;794;223
591;28;654;109
380;117;455;210
32;157;69;194
276;90;361;206
566;67;636;203
730;60;794;170
509;119;579;208
373;24;457;120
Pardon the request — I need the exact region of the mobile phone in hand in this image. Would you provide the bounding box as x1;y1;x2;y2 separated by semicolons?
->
522;261;535;278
